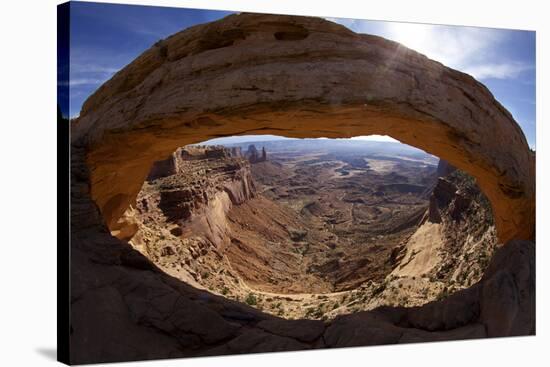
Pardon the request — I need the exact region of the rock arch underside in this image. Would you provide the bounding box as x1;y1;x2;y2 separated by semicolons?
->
70;14;535;364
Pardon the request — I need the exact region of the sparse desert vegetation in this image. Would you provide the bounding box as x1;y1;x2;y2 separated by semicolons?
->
120;139;497;320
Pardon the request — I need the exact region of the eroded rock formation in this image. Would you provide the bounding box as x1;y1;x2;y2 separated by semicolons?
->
391;167;499;294
72;13;534;244
68;13;536;364
125;146;502;321
70;145;535;363
70;140;534;364
246;144;267;163
119;145;260;287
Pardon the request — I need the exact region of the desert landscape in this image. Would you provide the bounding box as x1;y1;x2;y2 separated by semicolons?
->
65;11;535;365
116;138;498;321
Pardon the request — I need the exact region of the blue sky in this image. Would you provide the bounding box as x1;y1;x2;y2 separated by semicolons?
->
64;1;536;148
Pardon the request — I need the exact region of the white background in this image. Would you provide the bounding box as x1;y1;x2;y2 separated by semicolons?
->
0;0;547;365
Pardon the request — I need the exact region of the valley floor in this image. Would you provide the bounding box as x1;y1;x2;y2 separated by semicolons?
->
120;144;498;320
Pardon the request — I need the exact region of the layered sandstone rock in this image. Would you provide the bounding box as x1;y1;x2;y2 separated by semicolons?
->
69;146;535;363
110;143;505;325
388;166;499;300
72;13;534;244
124;145;255;244
70;142;534;364
69;121;534;366
246;144;267;163
229;146;243;158
68;13;536;364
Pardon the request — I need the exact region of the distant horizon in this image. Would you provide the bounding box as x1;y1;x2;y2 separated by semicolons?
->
197;134;439;161
200;134;400;146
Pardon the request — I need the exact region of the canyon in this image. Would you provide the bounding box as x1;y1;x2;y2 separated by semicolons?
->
118;140;499;321
67;13;535;364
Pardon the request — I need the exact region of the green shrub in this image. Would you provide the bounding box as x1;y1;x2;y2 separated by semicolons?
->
245;293;258;306
372;282;386;296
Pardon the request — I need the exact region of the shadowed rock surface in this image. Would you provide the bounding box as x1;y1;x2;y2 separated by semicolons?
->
71;143;534;364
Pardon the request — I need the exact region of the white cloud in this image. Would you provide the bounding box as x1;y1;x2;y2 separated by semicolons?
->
327;17;531;81
68;78;105;86
58;78;105;87
462;62;533;80
71;63;120;74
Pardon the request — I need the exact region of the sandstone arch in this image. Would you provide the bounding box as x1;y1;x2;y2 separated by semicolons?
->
67;13;536;363
73;13;534;246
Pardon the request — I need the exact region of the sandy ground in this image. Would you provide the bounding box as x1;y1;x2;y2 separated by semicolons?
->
391;222;444;277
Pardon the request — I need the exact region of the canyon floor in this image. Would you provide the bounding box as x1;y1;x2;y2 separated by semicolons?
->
118;138;498;321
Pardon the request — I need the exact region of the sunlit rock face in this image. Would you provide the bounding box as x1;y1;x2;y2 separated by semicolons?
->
73;13;534;244
68;13;535;365
112;145;256;243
